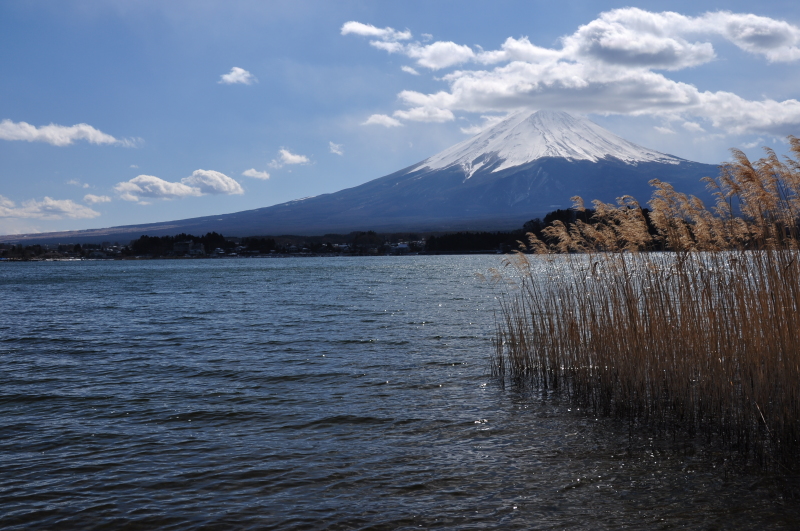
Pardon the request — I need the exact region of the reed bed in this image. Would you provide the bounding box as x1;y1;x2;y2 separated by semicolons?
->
493;138;800;466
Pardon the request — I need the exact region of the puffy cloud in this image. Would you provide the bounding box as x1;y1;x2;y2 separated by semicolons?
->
269;149;310;168
329;141;343;155
219;67;257;85
0;119;135;147
279;149;309;165
559;9;714;70
362;114;403;127
682;121;706;132
115;175;199;202
404;41;475;70
694;91;800;135
393;107;454;123
345;9;800;135
0;194;100;220
115;170;243;202
242;168;270;179
84;194;111;204
182;169;244;194
701;12;800;62
344;21;474;70
561;9;800;67
370;40;475;70
401;65;420;75
340;21;411;41
476;37;563;65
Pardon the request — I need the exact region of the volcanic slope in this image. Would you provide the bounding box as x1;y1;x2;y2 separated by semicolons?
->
2;110;719;242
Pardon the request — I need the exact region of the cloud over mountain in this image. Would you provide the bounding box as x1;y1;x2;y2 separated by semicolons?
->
344;8;800;136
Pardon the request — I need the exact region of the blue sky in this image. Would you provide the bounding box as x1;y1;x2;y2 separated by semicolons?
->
2;0;800;235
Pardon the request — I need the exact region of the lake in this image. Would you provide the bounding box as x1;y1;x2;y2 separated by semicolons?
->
1;256;799;529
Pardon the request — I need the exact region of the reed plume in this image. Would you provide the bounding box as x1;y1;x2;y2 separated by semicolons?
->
494;137;800;467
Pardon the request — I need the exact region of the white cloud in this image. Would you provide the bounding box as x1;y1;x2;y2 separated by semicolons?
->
393;107;454;123
130;164;139;168
362;114;403;127
741;137;765;149
682;121;706;132
242;168;270;180
655;126;676;134
279;149;309;165
115;175;199;202
0;119;135;147
67;179;90;189
182;169;244;195
343;21;474;70
476;37;563;65
409;41;476;70
0;194;100;220
329;141;344;155
370;40;475;70
269;148;310;168
369;40;405;54
560;9;717;70
115;170;243;202
84;194;111;204
402;41;476;70
340;21;411;41
344;9;800;136
219;67;257;85
401;65;420;75
702;12;800;62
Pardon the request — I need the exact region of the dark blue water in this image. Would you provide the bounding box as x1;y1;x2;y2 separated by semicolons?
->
2;256;799;529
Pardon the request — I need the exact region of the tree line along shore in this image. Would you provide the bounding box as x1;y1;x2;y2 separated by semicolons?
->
1;207;640;260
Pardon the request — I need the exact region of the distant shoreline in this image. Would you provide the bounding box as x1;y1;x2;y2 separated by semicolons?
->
0;250;506;262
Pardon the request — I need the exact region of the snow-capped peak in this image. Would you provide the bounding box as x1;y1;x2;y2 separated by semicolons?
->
419;110;681;177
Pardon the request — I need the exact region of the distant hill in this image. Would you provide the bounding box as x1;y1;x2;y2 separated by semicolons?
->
1;110;719;244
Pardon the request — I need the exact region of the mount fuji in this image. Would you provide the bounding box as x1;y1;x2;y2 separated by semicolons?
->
3;110;719;242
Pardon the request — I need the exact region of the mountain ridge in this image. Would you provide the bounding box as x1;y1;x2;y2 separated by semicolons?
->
1;110;720;243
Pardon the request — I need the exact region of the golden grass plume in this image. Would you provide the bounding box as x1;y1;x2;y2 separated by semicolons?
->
494;137;800;466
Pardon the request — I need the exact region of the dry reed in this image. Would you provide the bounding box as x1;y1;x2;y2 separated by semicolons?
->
493;138;800;467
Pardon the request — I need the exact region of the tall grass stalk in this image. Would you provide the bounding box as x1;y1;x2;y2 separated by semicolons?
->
493;138;800;466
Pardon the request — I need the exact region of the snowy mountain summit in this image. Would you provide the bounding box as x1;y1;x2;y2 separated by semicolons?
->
421;110;681;178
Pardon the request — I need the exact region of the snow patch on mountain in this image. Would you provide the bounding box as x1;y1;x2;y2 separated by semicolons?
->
420;110;681;176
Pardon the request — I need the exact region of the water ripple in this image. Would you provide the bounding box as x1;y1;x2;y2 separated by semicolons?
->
1;257;799;529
